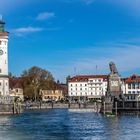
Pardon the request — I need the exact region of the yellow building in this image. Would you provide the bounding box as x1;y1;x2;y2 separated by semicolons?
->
39;90;64;102
9;88;24;101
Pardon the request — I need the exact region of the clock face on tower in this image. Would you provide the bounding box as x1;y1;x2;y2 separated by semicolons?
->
111;80;118;87
0;49;3;55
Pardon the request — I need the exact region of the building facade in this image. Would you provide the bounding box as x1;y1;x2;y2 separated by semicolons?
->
68;75;108;102
0;18;9;96
9;88;24;101
39;90;65;102
122;75;140;101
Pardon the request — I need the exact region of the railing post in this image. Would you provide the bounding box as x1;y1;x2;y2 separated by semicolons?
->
115;102;117;116
103;101;105;115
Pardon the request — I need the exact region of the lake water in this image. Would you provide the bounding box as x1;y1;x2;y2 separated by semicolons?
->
0;109;140;140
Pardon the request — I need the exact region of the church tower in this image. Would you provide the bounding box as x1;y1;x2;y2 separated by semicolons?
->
0;17;9;96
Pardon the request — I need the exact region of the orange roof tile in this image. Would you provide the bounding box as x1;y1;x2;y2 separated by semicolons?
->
68;75;108;82
125;74;140;83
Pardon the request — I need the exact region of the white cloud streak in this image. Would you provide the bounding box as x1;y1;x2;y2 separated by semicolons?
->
53;43;140;81
13;26;43;33
73;44;140;74
36;12;55;20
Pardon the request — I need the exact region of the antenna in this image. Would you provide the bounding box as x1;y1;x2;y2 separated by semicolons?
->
74;67;77;76
95;65;98;75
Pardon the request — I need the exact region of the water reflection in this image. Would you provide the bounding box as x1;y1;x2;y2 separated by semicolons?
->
0;109;139;140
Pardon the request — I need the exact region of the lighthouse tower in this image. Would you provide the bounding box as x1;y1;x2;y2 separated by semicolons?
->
0;17;9;96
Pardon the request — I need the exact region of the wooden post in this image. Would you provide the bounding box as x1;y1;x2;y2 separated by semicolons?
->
103;101;105;115
13;103;16;114
94;102;96;110
40;101;41;109
79;103;80;109
115;102;117;116
137;98;138;109
68;103;70;108
97;102;98;113
123;100;124;109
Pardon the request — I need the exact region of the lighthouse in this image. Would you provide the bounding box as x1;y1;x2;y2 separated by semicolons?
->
0;17;9;96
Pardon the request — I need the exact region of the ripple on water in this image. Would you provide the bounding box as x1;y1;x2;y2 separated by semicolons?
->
0;109;140;140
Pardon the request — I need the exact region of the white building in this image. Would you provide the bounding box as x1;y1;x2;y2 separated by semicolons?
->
68;75;108;101
122;74;140;101
0;18;9;96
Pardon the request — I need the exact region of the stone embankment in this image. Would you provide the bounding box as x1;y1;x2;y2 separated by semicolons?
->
24;102;101;112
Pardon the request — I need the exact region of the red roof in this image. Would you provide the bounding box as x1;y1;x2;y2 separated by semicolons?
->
125;74;140;83
68;75;108;82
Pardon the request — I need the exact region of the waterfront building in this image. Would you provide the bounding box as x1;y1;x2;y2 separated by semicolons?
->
0;18;9;96
122;74;140;101
68;75;108;102
9;88;24;101
9;81;24;101
39;90;65;102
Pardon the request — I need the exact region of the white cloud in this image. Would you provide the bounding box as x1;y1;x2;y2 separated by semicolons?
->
13;26;43;33
74;44;140;75
36;12;55;20
102;0;140;17
53;43;140;81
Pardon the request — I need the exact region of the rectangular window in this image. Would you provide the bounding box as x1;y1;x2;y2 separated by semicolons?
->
128;84;131;89
132;84;135;89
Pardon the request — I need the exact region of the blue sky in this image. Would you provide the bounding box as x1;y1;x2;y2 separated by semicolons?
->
1;0;140;82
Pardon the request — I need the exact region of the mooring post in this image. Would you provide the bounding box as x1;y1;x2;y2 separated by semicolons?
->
13;102;16;114
115;102;117;116
97;102;98;112
123;100;124;109
137;98;138;109
94;102;96;110
68;103;70;108
79;103;80;109
103;101;105;115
